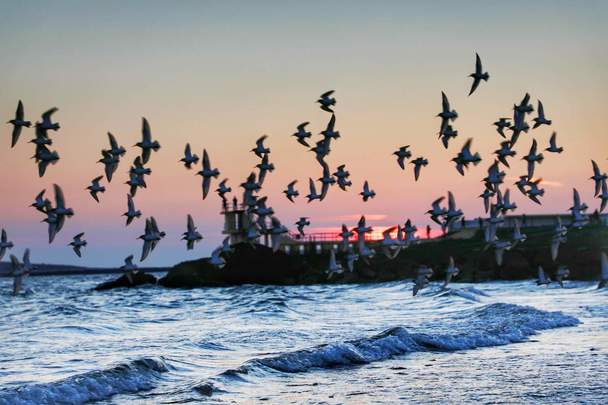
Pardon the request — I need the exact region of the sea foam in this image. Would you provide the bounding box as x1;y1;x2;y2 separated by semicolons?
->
194;303;579;395
0;357;168;405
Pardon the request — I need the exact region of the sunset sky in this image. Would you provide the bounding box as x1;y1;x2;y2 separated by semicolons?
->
1;1;607;267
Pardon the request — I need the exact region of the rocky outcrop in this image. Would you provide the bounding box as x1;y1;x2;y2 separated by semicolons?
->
158;224;608;288
94;272;158;291
159;243;324;287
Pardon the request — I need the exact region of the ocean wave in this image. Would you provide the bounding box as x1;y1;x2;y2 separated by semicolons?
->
433;286;489;302
0;357;168;405
194;303;579;396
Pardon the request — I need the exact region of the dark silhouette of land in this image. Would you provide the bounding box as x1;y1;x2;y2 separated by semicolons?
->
159;224;608;288
0;262;167;277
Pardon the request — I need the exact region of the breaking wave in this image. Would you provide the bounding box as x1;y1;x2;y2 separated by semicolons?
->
0;357;168;405
194;303;579;396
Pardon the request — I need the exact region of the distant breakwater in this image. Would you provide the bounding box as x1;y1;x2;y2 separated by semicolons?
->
0;263;168;277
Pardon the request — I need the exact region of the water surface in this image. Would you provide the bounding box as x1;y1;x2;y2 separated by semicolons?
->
0;275;606;404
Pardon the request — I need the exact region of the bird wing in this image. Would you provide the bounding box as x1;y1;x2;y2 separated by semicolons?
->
256;135;267;148
363;181;370;193
441;91;450;112
482;194;490;213
144;218;152;234
151;217;159;233
475;53;482;74
38;160;50;178
90;190;99;202
573;188;581;207
48;222;58;243
297;138;310;147
54;184;65;209
202;177;210;199
383;226;397;239
441;135;449;149
141;148;151;164
537;100;545;118
141;240;152;261
297;122;309;131
397;155;405;170
432;196;445;209
592;160;601;176
10;255;20;274
42;107;58;122
448;191;456;210
203;149;210;171
530;139;538;155
326;114;336;132
414;163;421;181
527;161;535;180
320;181;329;200
127;194;135;211
142;118;151;142
528;193;541;205
108;132;118;149
462;138;473;155
321;90;334;98
16;100;24;120
11;125;22;148
494;248;504;266
124;255;134;266
261;153;269;165
551;240;560;261
358;215;367;229
184;143;192;158
455;162;464;176
34;190;46;205
258;168;267;186
187;214;195;232
469;77;481;96
1;229;6;243
104;163;114;182
22;249;31;270
308;178;317;195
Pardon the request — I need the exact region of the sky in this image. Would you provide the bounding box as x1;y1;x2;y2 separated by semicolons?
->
0;1;607;267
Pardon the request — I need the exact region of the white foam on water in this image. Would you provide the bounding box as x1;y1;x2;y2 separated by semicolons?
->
194;303;579;396
0;357;168;405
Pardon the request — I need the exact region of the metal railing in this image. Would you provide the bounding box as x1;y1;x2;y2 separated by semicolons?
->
286;231;391;243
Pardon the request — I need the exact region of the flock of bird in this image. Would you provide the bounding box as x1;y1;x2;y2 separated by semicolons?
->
2;52;608;295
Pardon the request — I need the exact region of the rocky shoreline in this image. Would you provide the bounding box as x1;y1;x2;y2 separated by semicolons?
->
150;224;608;289
89;224;608;291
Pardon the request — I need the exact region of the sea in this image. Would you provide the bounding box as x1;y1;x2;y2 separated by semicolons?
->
0;275;606;404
